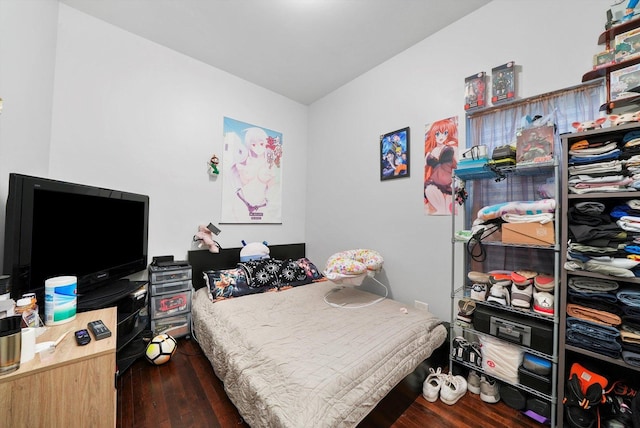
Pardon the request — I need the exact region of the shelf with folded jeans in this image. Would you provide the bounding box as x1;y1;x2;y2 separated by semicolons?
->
558;123;640;426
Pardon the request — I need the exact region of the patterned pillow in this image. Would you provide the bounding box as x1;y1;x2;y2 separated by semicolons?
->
239;258;314;289
204;268;275;302
296;257;324;281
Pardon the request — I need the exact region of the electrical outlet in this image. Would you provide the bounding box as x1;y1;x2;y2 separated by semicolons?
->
414;300;429;311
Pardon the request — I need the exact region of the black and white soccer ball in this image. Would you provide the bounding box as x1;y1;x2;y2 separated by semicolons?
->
145;333;177;365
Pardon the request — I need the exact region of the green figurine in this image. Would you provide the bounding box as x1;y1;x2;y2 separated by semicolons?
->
210;154;220;175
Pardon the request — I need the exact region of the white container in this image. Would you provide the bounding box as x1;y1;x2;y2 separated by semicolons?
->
44;276;77;326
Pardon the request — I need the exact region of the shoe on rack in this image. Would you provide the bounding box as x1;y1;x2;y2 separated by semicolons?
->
451;336;470;361
511;270;537;286
440;373;468;405
534;273;555;292
533;291;554;316
457;298;476;324
487;284;510;306
422;367;446;403
470;283;488;301
468;271;491;284
465;341;482;368
563;374;600;428
511;283;533;309
467;370;481;394
480;375;501;403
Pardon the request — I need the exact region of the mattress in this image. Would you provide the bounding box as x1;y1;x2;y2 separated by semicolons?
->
192;281;447;427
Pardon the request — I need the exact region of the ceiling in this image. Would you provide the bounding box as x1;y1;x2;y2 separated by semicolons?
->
60;0;491;105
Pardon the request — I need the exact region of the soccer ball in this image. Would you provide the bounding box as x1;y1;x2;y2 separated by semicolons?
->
145;334;177;365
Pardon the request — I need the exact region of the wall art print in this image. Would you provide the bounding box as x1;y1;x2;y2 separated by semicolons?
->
221;117;283;223
380;127;410;180
424;116;458;216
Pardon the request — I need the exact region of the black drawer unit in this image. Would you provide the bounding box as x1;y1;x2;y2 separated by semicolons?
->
473;304;554;355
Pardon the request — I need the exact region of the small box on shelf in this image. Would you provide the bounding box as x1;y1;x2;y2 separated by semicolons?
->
502;222;554;246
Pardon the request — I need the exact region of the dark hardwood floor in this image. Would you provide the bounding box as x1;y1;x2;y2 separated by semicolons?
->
117;338;546;428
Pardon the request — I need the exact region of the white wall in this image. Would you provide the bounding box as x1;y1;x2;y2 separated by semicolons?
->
0;0;58;268
0;3;308;276
306;0;610;320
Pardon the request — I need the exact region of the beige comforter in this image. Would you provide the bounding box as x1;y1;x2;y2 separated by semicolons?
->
192;281;447;428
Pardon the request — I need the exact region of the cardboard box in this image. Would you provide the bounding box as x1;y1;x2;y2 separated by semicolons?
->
502;222;554;246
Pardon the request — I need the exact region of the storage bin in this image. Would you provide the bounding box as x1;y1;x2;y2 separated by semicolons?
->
151;280;191;295
151;313;190;338
518;365;552;394
150;290;191;319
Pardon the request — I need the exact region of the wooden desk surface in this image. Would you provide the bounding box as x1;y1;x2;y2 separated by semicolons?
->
0;306;117;382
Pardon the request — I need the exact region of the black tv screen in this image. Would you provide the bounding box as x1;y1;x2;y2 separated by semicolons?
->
3;173;149;305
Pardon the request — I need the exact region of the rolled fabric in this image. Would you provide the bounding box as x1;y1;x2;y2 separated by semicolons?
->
620;330;640;345
566;303;622;327
617;288;640;307
621;351;640;367
568;277;619;292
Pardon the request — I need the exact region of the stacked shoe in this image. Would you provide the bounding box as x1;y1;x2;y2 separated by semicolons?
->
511;270;536;309
533;273;555;316
533;291;554;316
563;373;604;428
487;273;511;306
470;283;488;301
468;271;491;301
451;336;482;368
600;380;637;427
457;298;476;325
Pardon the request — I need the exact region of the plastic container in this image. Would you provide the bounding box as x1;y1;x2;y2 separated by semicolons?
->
44;276;77;326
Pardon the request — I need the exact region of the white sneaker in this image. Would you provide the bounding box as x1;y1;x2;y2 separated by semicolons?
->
422;367;445;402
439;373;468;405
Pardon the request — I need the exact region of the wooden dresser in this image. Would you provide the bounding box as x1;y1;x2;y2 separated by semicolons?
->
0;307;117;427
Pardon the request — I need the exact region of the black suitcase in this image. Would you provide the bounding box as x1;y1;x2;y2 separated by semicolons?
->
473;304;554;355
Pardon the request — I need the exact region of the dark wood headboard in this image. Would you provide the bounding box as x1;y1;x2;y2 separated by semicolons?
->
188;243;306;290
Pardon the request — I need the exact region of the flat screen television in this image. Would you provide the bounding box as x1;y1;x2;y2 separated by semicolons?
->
3;173;149;309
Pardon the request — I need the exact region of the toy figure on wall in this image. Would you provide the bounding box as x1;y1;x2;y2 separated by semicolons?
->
424;116;458;216
209;154;220;175
221;117;283;223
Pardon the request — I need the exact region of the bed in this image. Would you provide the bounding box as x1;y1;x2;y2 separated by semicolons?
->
189;244;447;428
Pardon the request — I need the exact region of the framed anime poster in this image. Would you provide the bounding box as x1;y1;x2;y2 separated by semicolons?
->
380;127;410;180
424;116;458;216
221;117;283;223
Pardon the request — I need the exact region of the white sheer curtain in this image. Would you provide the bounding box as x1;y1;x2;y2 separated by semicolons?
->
467;80;606;157
463;80;606;274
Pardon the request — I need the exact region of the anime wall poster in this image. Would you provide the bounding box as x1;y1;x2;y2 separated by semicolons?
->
221;117;283;223
424;116;458;216
380;127;410;180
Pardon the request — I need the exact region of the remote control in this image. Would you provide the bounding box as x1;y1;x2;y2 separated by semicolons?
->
75;329;91;346
87;319;112;340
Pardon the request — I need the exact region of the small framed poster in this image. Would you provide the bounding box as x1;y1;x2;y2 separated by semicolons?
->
380;127;410;180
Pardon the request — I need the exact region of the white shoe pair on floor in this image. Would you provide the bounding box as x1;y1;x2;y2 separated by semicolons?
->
422;367;468;405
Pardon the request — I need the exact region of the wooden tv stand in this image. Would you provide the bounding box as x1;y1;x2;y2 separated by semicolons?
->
0;307;117;427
